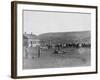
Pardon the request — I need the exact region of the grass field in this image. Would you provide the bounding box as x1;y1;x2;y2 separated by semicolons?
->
23;47;90;69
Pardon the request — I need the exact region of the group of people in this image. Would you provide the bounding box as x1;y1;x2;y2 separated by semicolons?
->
42;42;91;50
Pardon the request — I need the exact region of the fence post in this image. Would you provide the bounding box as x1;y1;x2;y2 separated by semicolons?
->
37;46;40;58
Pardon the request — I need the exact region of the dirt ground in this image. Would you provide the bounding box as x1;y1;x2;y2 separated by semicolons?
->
23;47;91;69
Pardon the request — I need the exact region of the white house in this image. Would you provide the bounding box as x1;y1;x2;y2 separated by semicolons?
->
23;33;40;59
23;33;40;47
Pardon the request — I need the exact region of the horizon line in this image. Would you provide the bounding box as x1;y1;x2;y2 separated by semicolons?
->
23;30;90;35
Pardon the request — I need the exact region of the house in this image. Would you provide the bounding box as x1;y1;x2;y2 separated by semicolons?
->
23;33;41;59
23;33;40;47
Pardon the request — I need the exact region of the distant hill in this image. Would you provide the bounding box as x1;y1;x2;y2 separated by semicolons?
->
38;31;91;44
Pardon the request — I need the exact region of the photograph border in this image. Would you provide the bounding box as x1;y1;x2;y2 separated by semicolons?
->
11;1;98;79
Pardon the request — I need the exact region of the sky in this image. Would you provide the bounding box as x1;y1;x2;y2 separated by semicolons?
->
23;10;91;35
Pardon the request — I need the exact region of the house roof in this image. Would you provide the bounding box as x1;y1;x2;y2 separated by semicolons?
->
23;34;38;39
23;35;27;39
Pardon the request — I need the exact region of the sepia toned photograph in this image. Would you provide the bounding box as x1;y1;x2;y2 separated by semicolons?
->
11;1;97;78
